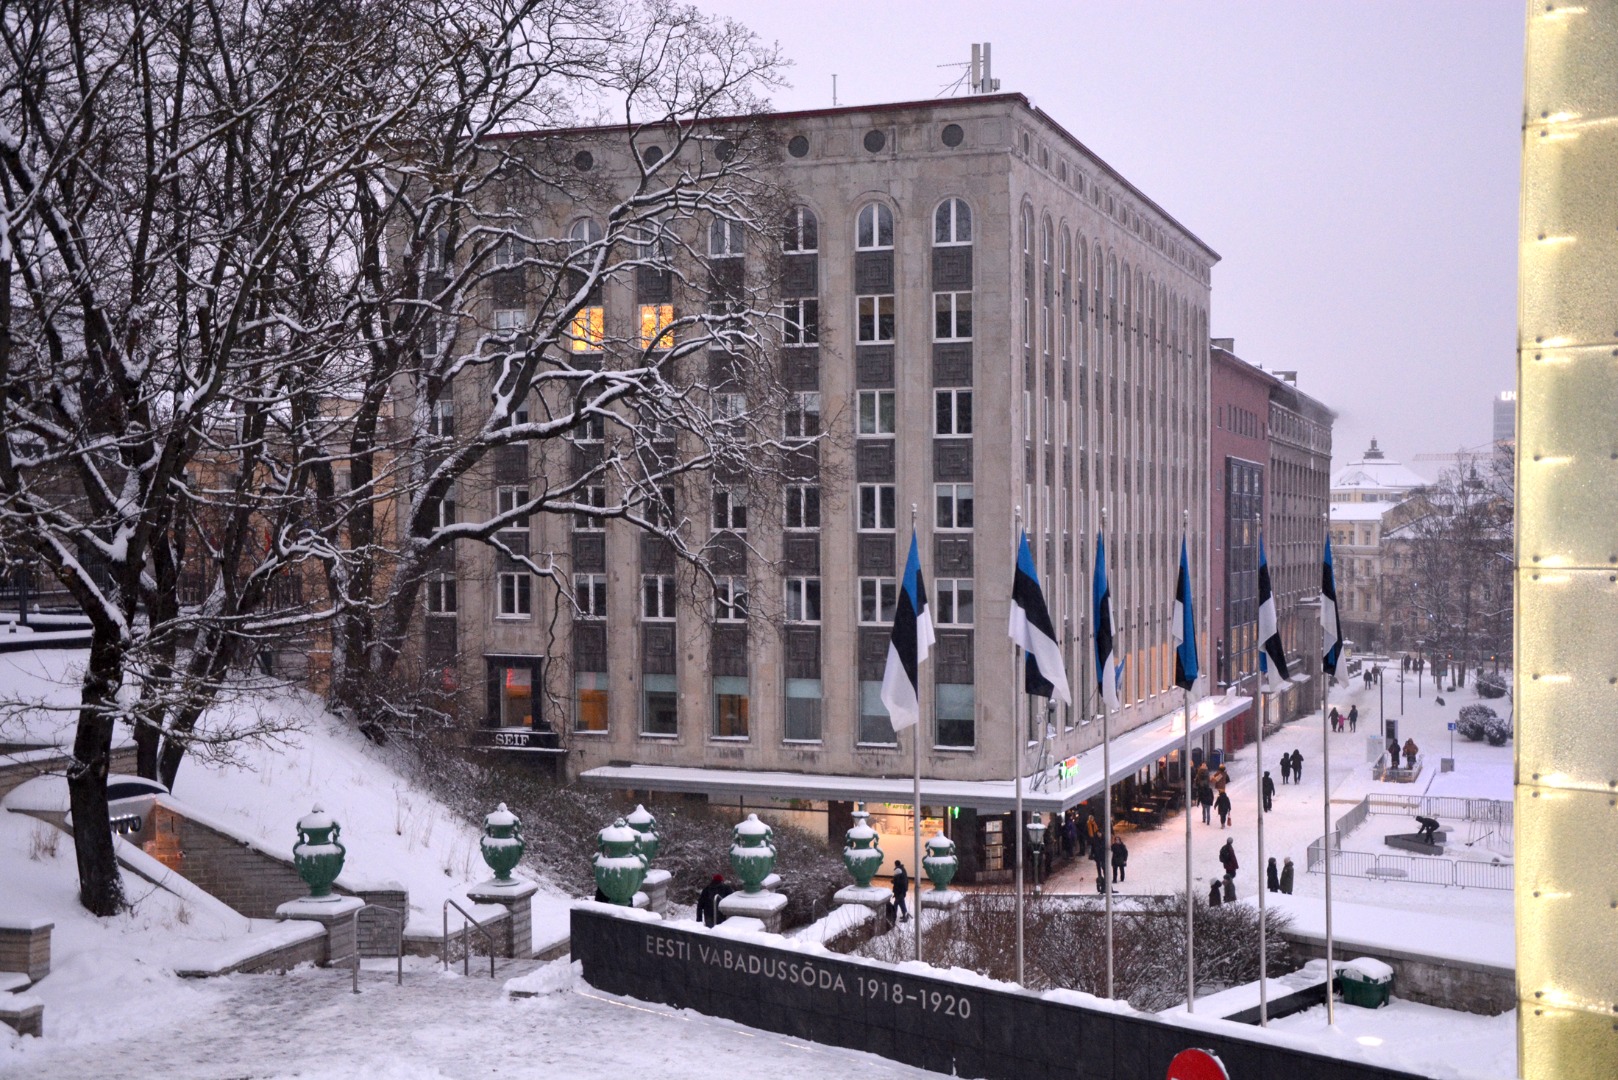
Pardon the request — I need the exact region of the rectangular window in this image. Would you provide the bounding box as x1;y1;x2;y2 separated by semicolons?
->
715;575;748;622
711;391;746;423
569;306;604;351
712;488;748;532
642;574;676;620
856;295;895;344
491;236;520;267
857;390;896;436
574;486;606;531
784;577;821;623
935;578;974;625
858;484;896;531
425;575;457;615
638;303;675;351
497;572;532;618
934;291;973;341
783;299;819;346
936;683;975;748
935;389;973;436
429;487;456;530
643;674;678;736
709;218;744;257
859;577;898;625
492;662;536;727
574;574;607;619
575;411;605;443
497;485;530;530
858;680;896;745
784;485;821;530
429;397;454;437
494;308;524;333
784;392;821;440
575;672;609;733
784;679;823;742
935;483;974;531
712;676;749;738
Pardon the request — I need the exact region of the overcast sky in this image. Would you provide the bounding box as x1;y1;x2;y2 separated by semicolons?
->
697;0;1524;471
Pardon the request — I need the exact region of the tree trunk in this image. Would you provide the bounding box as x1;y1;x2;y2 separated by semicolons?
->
68;634;128;916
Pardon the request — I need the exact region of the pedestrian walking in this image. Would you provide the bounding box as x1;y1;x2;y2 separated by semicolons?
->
697;874;733;928
1387;737;1401;773
1212;766;1229;795
1062;817;1077;858
1219;836;1238;879
1198;781;1214;825
1403;738;1419;770
1215;789;1232;828
1222;873;1236;903
1280;754;1291;785
1111;837;1129;883
1208;879;1223;907
1280;856;1295;894
1261;770;1275;812
1267;857;1280;893
1289;748;1304;783
891;861;910;923
1348;705;1358;732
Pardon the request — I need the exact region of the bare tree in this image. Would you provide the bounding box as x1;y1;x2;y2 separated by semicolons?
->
0;0;790;915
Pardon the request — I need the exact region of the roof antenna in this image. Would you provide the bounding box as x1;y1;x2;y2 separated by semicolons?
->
832;74;838;107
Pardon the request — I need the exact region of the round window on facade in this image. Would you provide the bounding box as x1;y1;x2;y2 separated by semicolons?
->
940;123;964;148
863;129;886;153
642;145;664;165
715;139;736;162
573;150;594;172
787;134;810;158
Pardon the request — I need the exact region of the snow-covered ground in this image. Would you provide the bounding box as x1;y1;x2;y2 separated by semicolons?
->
1045;659;1515;962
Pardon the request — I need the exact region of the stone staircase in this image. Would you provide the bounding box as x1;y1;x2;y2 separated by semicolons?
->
0;917;50;1037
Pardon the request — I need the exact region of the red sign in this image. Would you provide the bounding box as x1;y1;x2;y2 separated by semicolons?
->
1167;1048;1229;1080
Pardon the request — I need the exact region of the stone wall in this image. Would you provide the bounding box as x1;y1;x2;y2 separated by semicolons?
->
0;744;138;801
0;920;52;981
1283;932;1515;1016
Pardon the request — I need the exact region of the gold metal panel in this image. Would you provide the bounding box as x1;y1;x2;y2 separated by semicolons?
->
1515;786;1618;1004
1519;1003;1618;1080
1515;569;1618;791
1518;123;1618;348
1524;4;1618;122
1516;365;1618;565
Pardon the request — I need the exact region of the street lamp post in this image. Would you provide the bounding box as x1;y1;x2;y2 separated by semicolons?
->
1027;817;1046;896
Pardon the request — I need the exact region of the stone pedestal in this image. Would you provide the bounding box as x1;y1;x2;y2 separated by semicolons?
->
919;889;966;911
0;918;53;982
832;884;891;919
641;869;671;915
275;895;365;967
718;890;788;934
0;993;43;1038
467;878;540;959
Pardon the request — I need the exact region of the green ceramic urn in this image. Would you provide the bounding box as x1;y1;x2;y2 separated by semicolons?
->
592;818;648;905
729;813;776;894
479;802;525;884
923;832;959;892
292;805;346;898
624;803;660;864
841;810;884;888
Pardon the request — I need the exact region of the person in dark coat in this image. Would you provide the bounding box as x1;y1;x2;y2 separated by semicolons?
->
697;874;732;928
1198;782;1214;824
1403;738;1419;770
1214;789;1232;828
1280;754;1292;785
1261;771;1275;812
1222;873;1236;903
1348;705;1358;732
1280;857;1295;894
1063;818;1078;858
1219;837;1239;879
1387;737;1401;772
1289;749;1304;783
1110;837;1128;883
891;861;911;923
1267;856;1280;893
1208;879;1223;907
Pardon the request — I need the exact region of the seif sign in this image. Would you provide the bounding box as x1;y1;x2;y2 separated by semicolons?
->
1167;1048;1229;1080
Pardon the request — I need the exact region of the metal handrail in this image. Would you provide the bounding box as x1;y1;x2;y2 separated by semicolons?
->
442;898;498;978
352;903;405;994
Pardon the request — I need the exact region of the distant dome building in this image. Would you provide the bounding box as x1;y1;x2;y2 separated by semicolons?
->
1331;439;1425;504
1329;439;1424;653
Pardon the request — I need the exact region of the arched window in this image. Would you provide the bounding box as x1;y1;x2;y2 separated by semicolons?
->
1040;217;1054;357
709;217;744;257
782;207;818;253
1059;227;1072;362
569;218;603;251
934;199;972;245
1075;235;1087;328
856;203;893;250
1021;205;1035;255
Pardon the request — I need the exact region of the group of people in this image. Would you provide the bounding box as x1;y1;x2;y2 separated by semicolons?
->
1327;705;1359;733
1277;748;1305;785
1086;829;1129;889
1388;737;1420;772
1362;665;1383;688
1205;838;1294;907
1191;761;1232;827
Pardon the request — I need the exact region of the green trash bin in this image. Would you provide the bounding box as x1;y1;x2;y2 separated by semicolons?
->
1338;958;1393;1008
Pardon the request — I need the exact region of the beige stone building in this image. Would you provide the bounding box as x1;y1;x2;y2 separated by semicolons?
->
1328;440;1424;652
431;94;1243;868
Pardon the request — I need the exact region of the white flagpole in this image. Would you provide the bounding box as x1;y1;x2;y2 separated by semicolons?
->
1013;507;1025;986
1182;512;1195;1014
1101;507;1113;1001
913;504;924;965
1322;512;1336;1024
1257;683;1269;1026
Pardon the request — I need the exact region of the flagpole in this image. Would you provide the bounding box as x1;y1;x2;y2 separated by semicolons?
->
1101;508;1113;1001
1322;513;1337;1025
1013;506;1025;987
1258;683;1269;1026
912;505;923;965
1182;515;1196;1014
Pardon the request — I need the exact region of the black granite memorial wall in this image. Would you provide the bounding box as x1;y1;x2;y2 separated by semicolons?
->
571;907;1430;1080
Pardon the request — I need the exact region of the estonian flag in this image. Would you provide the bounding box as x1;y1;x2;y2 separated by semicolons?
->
1321;535;1343;677
1092;532;1122;711
1257;533;1290;690
1172;536;1199;692
1009;530;1071;704
881;531;935;732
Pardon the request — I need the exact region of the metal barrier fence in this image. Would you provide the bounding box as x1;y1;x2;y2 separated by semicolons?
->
1305;795;1514;890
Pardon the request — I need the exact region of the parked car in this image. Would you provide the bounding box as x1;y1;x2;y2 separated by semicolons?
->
59;774;169;844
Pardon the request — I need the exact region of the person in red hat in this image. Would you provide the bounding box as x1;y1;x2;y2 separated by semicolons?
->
697;873;732;927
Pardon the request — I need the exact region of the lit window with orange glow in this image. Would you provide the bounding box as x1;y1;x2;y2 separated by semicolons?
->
570;306;605;351
638;304;675;351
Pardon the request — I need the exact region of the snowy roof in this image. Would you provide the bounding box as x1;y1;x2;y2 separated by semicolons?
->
1331;458;1425;495
1329;502;1389;523
581;694;1252;814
